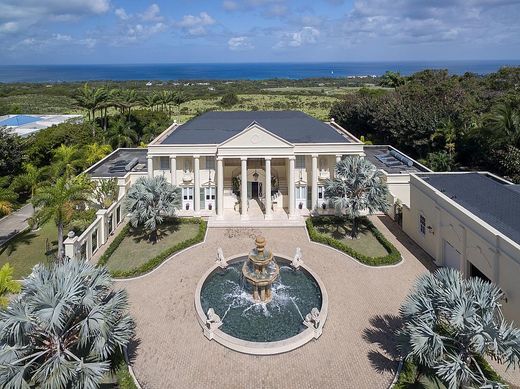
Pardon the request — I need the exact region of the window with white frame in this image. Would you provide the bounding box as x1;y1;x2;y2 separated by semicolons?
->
205;156;215;170
160;156;169;170
419;215;426;235
318;186;325;200
182;187;193;201
295;155;305;169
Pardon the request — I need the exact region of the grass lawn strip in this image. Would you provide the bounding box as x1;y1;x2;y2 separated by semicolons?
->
98;217;207;278
0;221;57;279
306;216;401;266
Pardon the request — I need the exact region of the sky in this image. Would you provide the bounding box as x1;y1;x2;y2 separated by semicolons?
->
1;0;520;64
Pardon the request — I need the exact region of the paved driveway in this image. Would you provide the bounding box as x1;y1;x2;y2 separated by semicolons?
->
118;216;438;389
0;204;33;246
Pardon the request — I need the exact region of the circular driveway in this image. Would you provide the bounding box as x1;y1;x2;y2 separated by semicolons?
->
119;218;432;389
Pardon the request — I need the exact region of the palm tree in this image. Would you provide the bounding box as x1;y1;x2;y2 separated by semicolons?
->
0;259;135;388
140;92;160;111
0;263;20;308
107;118;138;148
52;144;81;178
119;89;139;119
32;175;93;261
398;268;520;389
0;176;17;216
84;143;112;166
325;157;389;238
125;176;181;243
74;83;107;136
484;102;520;147
12;162;46;198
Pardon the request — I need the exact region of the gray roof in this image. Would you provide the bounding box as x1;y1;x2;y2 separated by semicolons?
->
160;111;354;144
85;148;148;178
364;146;429;174
419;172;520;244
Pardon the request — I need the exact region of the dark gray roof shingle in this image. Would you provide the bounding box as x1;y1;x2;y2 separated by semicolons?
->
420;172;520;244
160;111;353;144
85;148;148;178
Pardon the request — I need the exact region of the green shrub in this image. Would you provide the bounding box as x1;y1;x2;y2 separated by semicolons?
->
306;216;401;266
115;362;138;389
98;218;207;278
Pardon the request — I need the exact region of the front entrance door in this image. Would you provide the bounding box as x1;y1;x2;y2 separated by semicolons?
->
251;182;259;198
205;187;215;211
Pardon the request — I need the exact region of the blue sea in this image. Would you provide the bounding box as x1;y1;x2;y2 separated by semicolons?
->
0;61;519;83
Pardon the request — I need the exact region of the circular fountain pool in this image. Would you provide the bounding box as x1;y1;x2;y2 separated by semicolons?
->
200;258;322;342
195;239;328;355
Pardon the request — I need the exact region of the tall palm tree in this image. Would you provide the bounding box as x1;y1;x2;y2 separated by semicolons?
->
119;89;139;119
52;144;81;178
12;162;46;198
0;259;135;388
485;102;520;147
325;157;389;238
74;83;107;137
125;176;181;243
398;268;520;389
140;92;160;111
32;175;93;261
0;177;17;216
84;143;112;166
107;118;138;149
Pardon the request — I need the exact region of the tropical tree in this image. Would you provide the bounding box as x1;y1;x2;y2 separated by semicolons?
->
325;157;389;238
0;259;135;388
380;71;406;88
0;263;21;308
107;118;138;149
0;177;17;216
93;178;119;209
119;89;139;119
32;175;93;261
84;143;112;166
398;268;520;389
52;144;82;178
75;83;108;136
140;93;160;111
12;163;47;198
425;151;455;172
125;176;181;243
484;102;520;148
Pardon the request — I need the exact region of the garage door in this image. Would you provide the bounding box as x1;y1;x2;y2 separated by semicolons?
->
443;240;461;270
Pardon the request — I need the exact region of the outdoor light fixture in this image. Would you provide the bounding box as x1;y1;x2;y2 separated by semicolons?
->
427;225;435;234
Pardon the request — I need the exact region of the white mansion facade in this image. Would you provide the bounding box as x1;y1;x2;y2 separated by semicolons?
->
146;111;364;221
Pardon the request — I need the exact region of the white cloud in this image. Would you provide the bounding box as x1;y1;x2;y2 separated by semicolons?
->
139;4;163;22
275;26;320;48
223;0;288;17
176;12;216;36
0;21;19;33
228;36;254;50
115;8;129;20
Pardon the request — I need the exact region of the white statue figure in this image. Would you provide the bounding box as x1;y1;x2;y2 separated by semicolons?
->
206;308;222;329
304;307;321;329
291;247;303;269
216;247;227;269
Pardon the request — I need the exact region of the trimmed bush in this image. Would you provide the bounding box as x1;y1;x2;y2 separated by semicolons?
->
306;216;401;266
97;218;207;278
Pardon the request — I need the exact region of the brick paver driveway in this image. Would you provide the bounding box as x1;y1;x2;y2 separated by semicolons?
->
119;216;434;389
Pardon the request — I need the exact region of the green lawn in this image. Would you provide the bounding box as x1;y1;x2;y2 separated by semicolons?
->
105;220;200;273
314;218;389;258
0;222;57;279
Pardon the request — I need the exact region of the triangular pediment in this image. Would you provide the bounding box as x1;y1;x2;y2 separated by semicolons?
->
218;123;294;149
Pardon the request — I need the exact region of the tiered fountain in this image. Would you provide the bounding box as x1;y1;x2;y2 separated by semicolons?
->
195;236;328;355
242;236;279;302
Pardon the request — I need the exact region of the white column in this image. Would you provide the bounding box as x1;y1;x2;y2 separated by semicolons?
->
311;154;318;212
288;156;295;218
241;157;248;219
265;157;272;219
147;156;153;178
194;155;200;213
170;156;177;185
217;157;224;219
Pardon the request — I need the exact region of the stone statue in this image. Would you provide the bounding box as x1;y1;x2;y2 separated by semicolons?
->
304;307;321;329
216;247;227;269
291;247;303;269
206;308;222;329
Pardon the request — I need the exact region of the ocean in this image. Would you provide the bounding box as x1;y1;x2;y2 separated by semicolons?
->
0;61;519;83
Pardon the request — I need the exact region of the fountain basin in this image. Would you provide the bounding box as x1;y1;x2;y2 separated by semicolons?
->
195;253;328;355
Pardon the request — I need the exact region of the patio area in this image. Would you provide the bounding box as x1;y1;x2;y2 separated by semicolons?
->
117;216;442;388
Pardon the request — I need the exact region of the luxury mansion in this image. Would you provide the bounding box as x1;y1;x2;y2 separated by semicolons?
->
79;110;520;324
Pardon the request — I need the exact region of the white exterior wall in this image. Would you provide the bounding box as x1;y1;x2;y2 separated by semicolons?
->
403;175;520;324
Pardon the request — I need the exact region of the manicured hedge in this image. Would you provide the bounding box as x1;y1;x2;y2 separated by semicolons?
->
97;218;207;278
306;216;401;266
